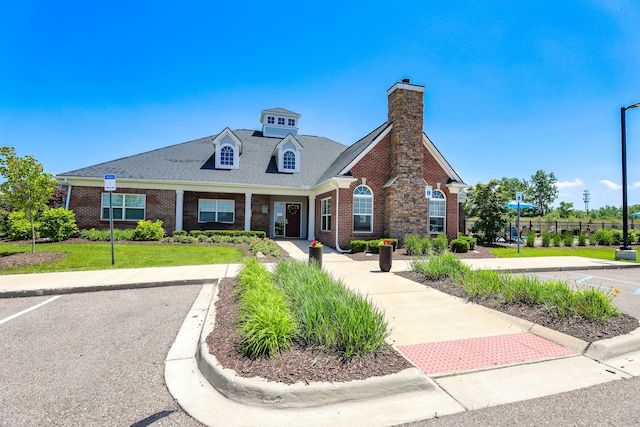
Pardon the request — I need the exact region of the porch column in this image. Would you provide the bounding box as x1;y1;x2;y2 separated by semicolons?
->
175;189;184;230
308;195;316;241
245;192;252;231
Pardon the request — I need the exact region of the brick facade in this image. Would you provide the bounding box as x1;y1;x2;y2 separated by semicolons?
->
69;186;176;231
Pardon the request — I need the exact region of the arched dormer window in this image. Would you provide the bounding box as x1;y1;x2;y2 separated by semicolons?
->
275;134;302;173
429;189;446;233
353;185;373;233
211;128;242;170
220;145;234;166
283;150;296;170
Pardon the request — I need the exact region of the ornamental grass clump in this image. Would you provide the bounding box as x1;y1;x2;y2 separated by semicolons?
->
234;259;297;359
410;252;470;281
459;269;503;298
274;260;390;359
572;287;621;324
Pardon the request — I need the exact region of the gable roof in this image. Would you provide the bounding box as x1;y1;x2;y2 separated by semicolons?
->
58;130;346;189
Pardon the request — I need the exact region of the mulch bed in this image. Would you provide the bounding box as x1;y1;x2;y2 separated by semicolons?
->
206;277;413;385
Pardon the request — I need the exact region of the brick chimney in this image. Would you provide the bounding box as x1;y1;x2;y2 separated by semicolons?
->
384;79;428;240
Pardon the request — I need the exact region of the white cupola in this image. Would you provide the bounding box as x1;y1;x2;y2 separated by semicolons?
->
260;108;300;138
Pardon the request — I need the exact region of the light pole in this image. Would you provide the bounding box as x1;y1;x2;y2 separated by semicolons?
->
620;102;640;251
583;189;590;213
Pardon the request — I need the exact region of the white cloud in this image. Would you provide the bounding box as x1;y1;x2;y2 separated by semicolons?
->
555;178;584;189
632;182;640;189
600;180;622;190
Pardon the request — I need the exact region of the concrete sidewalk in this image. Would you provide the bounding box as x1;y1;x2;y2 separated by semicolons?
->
2;245;640;426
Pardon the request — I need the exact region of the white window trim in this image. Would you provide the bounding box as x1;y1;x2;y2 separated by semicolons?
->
428;190;446;234
198;199;235;224
321;197;332;232
101;193;146;221
353;185;373;233
212;128;242;170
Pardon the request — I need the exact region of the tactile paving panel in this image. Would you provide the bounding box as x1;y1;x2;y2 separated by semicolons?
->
398;332;575;375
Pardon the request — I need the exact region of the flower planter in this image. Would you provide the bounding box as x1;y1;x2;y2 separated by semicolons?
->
309;245;323;267
379;245;393;272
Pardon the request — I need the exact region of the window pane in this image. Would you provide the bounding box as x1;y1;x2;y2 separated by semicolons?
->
103;193;124;207
218;200;234;213
217;212;234;223
125;194;145;208
103;207;123;220
199;211;216;222
125;208;145;220
283;151;296;169
199;199;216;211
353;215;371;232
220;146;234;165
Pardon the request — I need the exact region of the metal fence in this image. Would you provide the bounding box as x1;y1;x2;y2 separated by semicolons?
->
464;219;639;236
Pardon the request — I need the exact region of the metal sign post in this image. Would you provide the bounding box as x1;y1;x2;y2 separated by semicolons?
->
515;192;523;254
104;175;116;265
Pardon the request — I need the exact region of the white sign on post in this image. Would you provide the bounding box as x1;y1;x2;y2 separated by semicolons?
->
516;192;523;203
425;186;433;199
104;174;116;191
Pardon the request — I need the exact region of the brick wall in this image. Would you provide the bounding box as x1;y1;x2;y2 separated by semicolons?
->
183;191;244;231
69;186;176;231
250;194;271;234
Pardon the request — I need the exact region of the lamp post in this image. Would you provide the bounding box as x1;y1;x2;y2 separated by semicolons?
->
620;102;640;252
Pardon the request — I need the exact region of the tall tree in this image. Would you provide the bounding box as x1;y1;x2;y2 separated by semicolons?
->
0;147;58;253
498;177;530;201
464;179;511;244
529;170;558;216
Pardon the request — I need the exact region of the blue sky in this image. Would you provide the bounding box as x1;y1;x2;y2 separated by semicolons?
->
1;0;639;210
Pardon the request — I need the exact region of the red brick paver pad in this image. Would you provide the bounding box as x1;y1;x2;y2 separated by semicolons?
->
398;332;575;375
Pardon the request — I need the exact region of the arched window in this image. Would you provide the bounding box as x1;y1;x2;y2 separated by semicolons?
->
429;190;446;233
353;185;373;232
220;145;234;166
283;150;296;170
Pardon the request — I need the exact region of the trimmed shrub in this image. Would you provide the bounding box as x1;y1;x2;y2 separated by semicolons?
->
526;230;536;247
39;208;79;242
7;211;35;241
133;220;165;241
172;230;187;236
450;238;470;253
552;233;562;247
457;233;477;250
610;229;623;246
562;232;574;247
349;240;368;253
578;231;587;246
591;229;612;246
421;236;432;254
541;230;551;247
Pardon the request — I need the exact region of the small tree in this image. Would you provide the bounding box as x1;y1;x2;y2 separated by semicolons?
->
529;170;558;216
0;147;58;253
464;180;511;244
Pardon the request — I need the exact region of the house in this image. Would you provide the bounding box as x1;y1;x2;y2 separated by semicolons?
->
57;79;468;249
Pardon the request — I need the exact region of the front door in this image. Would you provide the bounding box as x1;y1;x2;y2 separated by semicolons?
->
285;203;301;238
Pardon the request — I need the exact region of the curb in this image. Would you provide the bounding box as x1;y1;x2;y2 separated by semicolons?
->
0;279;215;299
481;264;640;274
195;285;436;409
584;327;640;361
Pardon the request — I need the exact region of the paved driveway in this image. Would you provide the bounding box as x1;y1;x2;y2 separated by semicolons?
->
0;285;204;426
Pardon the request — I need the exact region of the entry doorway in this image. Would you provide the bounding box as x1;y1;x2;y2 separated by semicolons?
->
274;202;301;238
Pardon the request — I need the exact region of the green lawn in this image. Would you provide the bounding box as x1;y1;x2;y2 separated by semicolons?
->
0;241;247;274
489;245;640;263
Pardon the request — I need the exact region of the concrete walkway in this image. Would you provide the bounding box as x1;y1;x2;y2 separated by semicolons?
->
2;244;640;426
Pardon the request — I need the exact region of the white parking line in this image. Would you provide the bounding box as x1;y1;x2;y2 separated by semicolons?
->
0;296;61;325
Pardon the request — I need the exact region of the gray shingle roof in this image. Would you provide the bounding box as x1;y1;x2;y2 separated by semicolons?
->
58;130;347;188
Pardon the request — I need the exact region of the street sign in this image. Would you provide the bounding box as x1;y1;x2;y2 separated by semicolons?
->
425;186;433;199
104;174;116;191
515;192;523;203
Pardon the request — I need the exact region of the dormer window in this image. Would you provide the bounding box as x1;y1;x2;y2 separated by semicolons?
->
220;145;234;166
283;150;296;170
267;116;275;124
211;128;242;170
277;117;285;125
274;134;303;173
288;118;296;126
